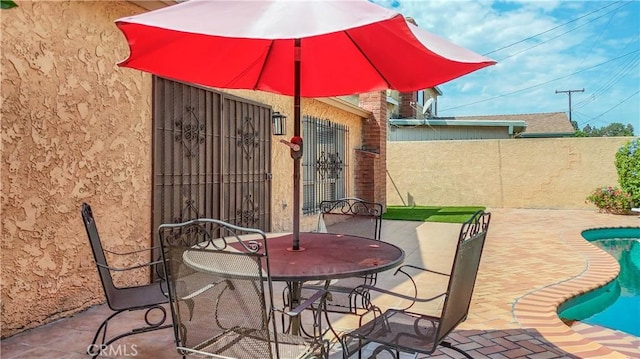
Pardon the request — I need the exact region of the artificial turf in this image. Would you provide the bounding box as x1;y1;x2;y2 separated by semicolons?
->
382;205;486;224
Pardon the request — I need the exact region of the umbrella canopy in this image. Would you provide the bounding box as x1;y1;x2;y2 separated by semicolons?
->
115;0;496;250
116;0;495;97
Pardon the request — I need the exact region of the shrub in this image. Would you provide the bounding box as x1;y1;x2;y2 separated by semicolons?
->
586;186;633;214
615;138;640;207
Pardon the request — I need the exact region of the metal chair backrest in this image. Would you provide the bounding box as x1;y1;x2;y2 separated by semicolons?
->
81;203;172;359
318;197;383;240
436;210;491;344
158;219;281;358
81;203;118;308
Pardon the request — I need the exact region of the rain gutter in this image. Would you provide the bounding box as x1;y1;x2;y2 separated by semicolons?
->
316;97;372;119
389;118;527;134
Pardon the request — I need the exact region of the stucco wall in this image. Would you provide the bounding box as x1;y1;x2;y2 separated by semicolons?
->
225;90;365;232
1;2;368;337
1;1;153;337
386;137;636;209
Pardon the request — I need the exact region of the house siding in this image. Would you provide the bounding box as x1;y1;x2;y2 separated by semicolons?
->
389;125;512;141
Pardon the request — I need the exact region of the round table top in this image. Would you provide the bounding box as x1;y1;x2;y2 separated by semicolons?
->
263;232;405;282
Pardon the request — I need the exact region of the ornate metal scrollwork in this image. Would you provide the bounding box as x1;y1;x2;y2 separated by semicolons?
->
237;194;259;227
320;198;381;216
174;199;200;224
174;106;205;158
161;220;262;254
460;210;491;242
237;116;259;159
316;151;343;180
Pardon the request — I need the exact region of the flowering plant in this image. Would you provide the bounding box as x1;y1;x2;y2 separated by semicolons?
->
586;186;633;214
615;138;640;207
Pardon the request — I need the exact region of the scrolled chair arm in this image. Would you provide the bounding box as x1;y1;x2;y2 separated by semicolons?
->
275;288;328;318
350;264;449;311
99;245;164;272
395;264;449;277
95;260;164;272
102;245;160;256
275;288;328;339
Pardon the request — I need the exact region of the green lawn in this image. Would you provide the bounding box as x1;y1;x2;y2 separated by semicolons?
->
382;205;486;224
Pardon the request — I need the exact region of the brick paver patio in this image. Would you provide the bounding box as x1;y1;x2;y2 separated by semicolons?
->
2;208;638;358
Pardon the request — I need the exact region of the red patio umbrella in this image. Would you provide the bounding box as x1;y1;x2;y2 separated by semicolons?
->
115;0;496;250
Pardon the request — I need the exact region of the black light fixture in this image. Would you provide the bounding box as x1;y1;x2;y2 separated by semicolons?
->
272;111;287;136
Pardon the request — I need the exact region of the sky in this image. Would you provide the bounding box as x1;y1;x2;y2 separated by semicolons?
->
373;0;640;135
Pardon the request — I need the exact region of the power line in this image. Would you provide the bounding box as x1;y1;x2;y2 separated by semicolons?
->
574;31;640;108
574;54;640;109
439;50;639;112
483;1;628;56
583;89;639;125
576;4;619;68
494;2;632;62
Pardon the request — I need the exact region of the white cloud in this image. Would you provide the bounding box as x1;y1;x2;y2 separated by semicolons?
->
374;0;639;133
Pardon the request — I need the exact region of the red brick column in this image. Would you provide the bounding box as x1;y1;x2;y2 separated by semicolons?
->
357;91;387;207
399;17;418;120
398;91;416;118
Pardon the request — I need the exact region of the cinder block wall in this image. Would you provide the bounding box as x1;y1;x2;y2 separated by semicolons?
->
386;137;637;209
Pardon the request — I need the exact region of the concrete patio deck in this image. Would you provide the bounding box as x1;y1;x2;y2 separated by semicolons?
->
2;208;639;358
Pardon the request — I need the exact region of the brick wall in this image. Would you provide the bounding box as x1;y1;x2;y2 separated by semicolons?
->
357;91;387;206
398;91;416;118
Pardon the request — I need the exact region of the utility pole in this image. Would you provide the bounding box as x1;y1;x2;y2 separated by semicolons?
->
555;88;584;123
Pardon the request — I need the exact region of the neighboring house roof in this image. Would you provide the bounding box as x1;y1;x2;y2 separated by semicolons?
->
426;86;443;96
389;118;527;136
388;112;577;140
451;112;575;138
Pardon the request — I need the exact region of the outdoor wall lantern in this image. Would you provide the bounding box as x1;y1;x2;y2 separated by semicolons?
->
272;111;287;136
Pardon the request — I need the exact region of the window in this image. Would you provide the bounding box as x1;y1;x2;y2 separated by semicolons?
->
302;116;349;214
416;90;425;106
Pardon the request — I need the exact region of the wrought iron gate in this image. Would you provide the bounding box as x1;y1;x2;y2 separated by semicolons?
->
302;116;349;214
152;77;272;242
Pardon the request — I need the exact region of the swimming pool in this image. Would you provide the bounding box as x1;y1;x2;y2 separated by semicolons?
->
558;227;640;337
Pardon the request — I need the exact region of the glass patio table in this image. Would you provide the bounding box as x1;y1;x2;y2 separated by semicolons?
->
183;232;405;336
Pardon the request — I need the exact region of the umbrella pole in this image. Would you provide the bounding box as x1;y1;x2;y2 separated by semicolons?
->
292;38;302;251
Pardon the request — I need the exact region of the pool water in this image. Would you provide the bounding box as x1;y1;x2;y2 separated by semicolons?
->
558;227;640;337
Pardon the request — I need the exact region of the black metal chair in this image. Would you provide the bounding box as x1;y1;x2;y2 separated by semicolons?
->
283;198;383;337
316;197;383;241
158;218;329;358
303;198;383;313
341;210;491;359
81;203;171;359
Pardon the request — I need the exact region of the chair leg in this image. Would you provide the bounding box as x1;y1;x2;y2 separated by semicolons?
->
441;340;473;359
370;344;399;359
323;304;343;341
87;305;172;358
282;283;292;334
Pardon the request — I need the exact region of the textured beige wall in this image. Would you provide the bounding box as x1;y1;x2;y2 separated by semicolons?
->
225;90;365;232
0;2;367;337
387;137;637;209
1;1;153;337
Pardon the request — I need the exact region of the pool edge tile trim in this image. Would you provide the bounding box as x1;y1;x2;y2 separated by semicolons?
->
512;227;633;358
